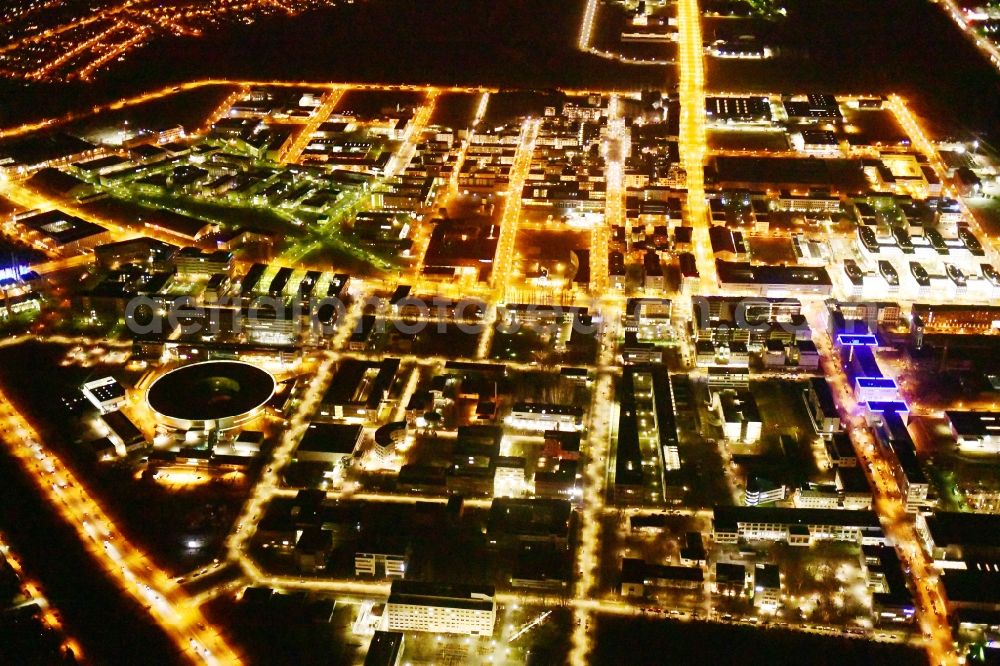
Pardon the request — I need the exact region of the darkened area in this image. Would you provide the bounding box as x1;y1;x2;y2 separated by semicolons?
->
707;0;1000;146
0;451;183;665
594;616;926;665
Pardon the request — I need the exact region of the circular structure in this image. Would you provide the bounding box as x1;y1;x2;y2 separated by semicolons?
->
146;360;276;431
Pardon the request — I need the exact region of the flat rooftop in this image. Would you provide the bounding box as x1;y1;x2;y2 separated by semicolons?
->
926;512;1000;549
22;210;106;245
296;422;364;456
387;580;494;611
714;506;883;532
716;260;832;289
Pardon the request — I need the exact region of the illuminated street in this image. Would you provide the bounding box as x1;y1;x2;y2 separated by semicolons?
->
0;0;998;664
0;384;242;664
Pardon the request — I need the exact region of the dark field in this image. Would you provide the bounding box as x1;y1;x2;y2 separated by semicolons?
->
594;616;926;666
706;0;1000;145
0;0;665;129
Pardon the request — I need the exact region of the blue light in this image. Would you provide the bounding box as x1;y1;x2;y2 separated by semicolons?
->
0;264;29;282
856;377;897;389
836;333;878;346
866;400;909;414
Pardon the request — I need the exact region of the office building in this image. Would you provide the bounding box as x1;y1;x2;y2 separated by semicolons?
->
384;581;496;636
712;506;886;546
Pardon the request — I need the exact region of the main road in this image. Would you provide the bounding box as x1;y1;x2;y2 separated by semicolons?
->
0;384;242;665
804;302;958;666
676;0;717;292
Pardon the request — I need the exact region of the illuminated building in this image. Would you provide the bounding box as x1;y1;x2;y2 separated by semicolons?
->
486;498;572;548
100;411;146;455
918;512;1000;562
804;377;843;437
94;238;177;270
692;296;805;346
871;411;929;510
855;377;899;403
384;581;496;636
794;484;844;510
20;210;109;252
753;564;782;612
622;336;664;364
782;94;843;122
493;457;527;497
614;364;679;502
712;506;887;546
533;459;581;501
242;305;301;346
509;402;583;431
318;358;400;420
863;546;916;625
172;248;234;277
642;251;665;290
355;535;409;578
717;389;762;444
81;377;126;415
624;297;675;342
704;96;771;125
911;303;1000;336
744;477;786;506
715;260;833;297
372;422;407;466
713;562;749;596
364;631;404;666
836;467;874;510
946;411;1000;455
824;432;857;467
696;341;749;368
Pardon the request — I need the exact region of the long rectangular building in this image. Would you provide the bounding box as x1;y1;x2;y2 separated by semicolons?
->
384;581;496;636
872;411;928;509
919;512;1000;561
318;358;400;420
614;364;679;503
804;377;842;436
946;411;1000;455
715;260;832;296
712;506;886;546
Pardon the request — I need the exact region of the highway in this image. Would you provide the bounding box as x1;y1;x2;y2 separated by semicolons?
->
0;384;243;665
